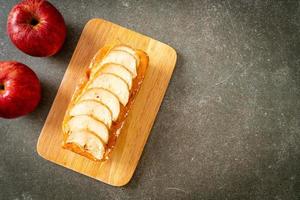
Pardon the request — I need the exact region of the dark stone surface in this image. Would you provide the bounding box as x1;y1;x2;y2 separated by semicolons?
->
0;0;299;199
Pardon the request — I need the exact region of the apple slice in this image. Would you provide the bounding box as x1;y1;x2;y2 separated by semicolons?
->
65;130;105;160
69;100;112;128
80;88;120;121
112;45;140;65
67;115;109;144
99;50;137;77
100;63;133;89
88;74;129;106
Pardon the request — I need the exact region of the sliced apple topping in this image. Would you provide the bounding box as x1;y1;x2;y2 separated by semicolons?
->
65;130;105;160
98;50;137;77
100;63;133;89
67;115;109;144
112;45;140;65
80;88;120;121
69;100;112;128
88;73;129;106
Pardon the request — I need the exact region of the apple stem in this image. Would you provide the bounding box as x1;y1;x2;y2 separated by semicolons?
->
0;84;4;90
30;18;39;26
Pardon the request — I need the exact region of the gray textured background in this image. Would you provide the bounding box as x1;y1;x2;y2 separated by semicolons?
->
0;0;299;199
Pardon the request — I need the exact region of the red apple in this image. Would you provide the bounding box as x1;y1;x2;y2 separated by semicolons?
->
0;61;41;118
7;0;67;57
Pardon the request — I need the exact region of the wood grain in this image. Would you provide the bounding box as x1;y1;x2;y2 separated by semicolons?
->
37;18;177;186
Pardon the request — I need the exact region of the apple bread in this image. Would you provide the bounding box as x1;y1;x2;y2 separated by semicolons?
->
62;44;149;161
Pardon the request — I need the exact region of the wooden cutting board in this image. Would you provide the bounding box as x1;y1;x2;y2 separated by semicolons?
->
37;18;177;186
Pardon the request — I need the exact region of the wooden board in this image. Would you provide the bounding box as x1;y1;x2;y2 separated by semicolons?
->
37;18;177;186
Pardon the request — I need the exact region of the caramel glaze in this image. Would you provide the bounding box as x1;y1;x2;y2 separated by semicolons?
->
62;45;149;161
